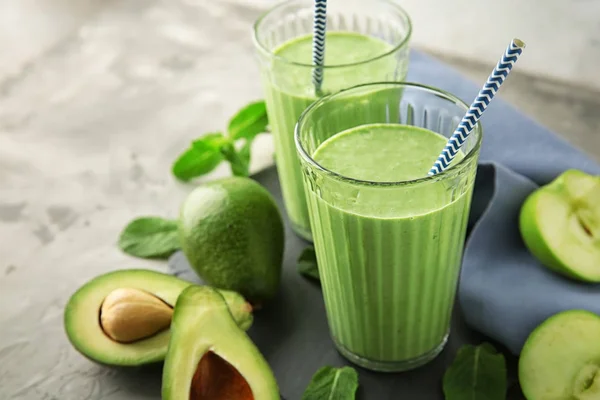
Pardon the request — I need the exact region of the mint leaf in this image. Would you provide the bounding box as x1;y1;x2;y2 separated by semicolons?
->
237;139;252;167
172;147;223;181
118;217;180;259
298;246;319;281
191;132;230;152
443;343;507;400
170;100;269;182
172;133;228;181
227;100;269;140
302;366;359;400
221;142;250;177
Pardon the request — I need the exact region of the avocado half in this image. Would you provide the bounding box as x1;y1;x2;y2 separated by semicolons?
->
162;285;279;399
64;269;253;367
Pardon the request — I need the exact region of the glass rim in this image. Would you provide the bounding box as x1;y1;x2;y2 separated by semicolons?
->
294;81;483;187
252;0;412;69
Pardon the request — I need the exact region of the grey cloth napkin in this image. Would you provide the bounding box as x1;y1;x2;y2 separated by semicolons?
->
408;51;600;355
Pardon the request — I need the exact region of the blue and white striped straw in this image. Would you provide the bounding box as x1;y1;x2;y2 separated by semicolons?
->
312;0;327;94
428;38;526;176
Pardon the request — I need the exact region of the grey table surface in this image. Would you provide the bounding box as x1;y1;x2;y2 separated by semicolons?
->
0;0;597;399
1;1;277;398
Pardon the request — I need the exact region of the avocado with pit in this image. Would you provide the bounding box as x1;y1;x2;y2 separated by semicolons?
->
162;285;279;400
519;310;600;399
64;269;253;367
179;177;284;305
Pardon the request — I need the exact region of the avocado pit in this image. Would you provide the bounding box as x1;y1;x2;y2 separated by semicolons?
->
161;285;278;400
190;351;254;400
100;287;173;343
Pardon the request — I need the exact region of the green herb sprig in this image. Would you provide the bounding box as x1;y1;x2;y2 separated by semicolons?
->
302;366;359;400
443;342;507;400
171;100;269;181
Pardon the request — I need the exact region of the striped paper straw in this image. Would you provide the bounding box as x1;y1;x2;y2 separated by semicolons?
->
428;38;526;176
312;0;327;94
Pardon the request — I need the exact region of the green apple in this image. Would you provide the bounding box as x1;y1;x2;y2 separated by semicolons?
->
519;310;600;400
519;169;600;282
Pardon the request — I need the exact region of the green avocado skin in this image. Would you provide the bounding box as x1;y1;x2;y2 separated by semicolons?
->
62;269;254;367
161;286;280;400
179;177;284;304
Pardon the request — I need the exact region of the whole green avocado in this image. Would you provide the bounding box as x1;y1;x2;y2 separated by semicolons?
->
178;177;284;305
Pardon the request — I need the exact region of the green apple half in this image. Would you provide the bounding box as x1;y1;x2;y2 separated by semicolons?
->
519;310;600;400
519;169;600;282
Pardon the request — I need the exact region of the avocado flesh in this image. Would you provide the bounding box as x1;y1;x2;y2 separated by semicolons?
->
64;269;253;367
162;285;279;400
519;310;600;400
179;177;284;305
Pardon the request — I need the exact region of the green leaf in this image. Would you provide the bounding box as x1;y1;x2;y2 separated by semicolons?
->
118;217;180;259
170;100;269;181
172;147;223;181
221;141;251;177
237;139;252;166
302;366;359;400
227;100;269;140
171;133;228;181
297;246;320;281
191;132;230;152
443;343;507;400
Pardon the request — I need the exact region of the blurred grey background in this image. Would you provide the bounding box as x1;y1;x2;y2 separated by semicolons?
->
2;0;599;163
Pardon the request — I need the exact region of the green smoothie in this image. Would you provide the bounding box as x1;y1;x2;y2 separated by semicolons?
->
307;123;471;368
263;32;405;240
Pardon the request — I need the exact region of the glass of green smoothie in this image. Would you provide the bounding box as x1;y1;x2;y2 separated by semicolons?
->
253;0;412;241
295;82;482;372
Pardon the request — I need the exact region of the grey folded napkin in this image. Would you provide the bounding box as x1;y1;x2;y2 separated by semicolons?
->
408;52;600;355
461;162;600;355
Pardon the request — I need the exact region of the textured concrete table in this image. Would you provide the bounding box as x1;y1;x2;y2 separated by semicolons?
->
1;1;598;399
0;1;275;398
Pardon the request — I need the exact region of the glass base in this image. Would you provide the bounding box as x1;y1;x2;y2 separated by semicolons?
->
332;333;449;372
291;221;313;242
